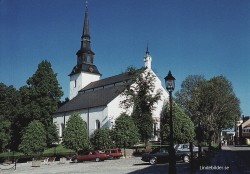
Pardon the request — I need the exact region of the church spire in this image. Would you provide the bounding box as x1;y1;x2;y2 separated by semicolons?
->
144;41;152;69
81;5;90;40
70;4;101;77
76;5;95;65
68;2;101;99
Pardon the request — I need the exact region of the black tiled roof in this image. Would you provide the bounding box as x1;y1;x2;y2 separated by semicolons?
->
80;72;132;91
54;85;124;114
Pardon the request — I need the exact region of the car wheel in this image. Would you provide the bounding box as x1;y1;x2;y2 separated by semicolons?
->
149;157;157;165
109;156;114;160
95;157;100;162
183;155;190;163
74;158;78;163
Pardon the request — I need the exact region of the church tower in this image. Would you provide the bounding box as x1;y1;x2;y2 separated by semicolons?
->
69;5;101;99
144;43;152;69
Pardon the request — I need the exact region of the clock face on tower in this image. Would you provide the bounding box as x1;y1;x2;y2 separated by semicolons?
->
89;66;94;72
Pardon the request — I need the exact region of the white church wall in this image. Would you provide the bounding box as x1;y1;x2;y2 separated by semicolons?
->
150;69;169;118
107;94;133;125
54;112;71;138
80;73;100;91
69;73;81;100
88;106;108;137
54;106;108;138
69;72;100;100
151;71;169;141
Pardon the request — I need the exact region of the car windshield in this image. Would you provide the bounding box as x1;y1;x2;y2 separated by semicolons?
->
151;147;169;154
83;152;89;155
159;148;167;153
90;152;96;155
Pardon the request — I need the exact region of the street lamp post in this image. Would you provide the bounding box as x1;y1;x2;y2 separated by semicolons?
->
164;70;176;174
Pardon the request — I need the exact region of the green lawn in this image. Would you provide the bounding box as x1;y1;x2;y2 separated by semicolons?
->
43;144;75;154
0;144;75;157
0;151;23;158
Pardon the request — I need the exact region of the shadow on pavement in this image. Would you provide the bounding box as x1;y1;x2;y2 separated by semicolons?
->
129;164;168;174
129;163;190;174
232;150;250;169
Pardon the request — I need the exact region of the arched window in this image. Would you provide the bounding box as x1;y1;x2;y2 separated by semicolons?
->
95;120;100;129
74;80;77;88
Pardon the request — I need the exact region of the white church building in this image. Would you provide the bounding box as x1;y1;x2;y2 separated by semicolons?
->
54;6;169;141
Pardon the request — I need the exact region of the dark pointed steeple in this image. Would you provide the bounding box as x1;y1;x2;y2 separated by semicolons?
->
82;6;90;40
69;5;101;76
76;5;94;65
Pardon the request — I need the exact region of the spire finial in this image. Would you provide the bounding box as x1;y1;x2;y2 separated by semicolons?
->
146;40;149;55
86;1;88;7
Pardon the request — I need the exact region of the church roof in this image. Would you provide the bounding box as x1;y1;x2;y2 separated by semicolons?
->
55;85;123;114
55;69;142;114
79;72;132;92
54;71;136;114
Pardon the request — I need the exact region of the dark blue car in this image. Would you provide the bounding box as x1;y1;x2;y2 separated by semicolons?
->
141;147;191;165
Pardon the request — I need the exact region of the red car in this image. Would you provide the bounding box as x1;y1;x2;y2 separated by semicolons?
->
71;150;107;163
101;149;123;159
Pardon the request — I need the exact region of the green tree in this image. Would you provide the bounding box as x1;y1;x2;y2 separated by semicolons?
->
0;115;11;150
112;112;139;157
18;60;63;146
175;75;241;144
120;67;162;145
62;112;89;153
19;120;47;158
175;75;206;120
0;83;20;150
161;104;195;144
197;76;241;142
91;128;114;150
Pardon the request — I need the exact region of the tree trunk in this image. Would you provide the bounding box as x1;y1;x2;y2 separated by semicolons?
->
124;147;126;158
145;140;151;150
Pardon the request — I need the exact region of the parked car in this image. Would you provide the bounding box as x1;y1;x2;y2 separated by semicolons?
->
175;144;201;158
71;150;107;163
100;148;123;159
141;147;191;165
174;144;198;152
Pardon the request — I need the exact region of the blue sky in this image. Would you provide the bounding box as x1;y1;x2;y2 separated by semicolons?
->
1;0;250;115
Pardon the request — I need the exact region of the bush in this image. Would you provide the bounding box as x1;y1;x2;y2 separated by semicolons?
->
18;120;47;159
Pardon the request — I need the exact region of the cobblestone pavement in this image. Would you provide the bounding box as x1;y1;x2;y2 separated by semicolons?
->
0;156;191;174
